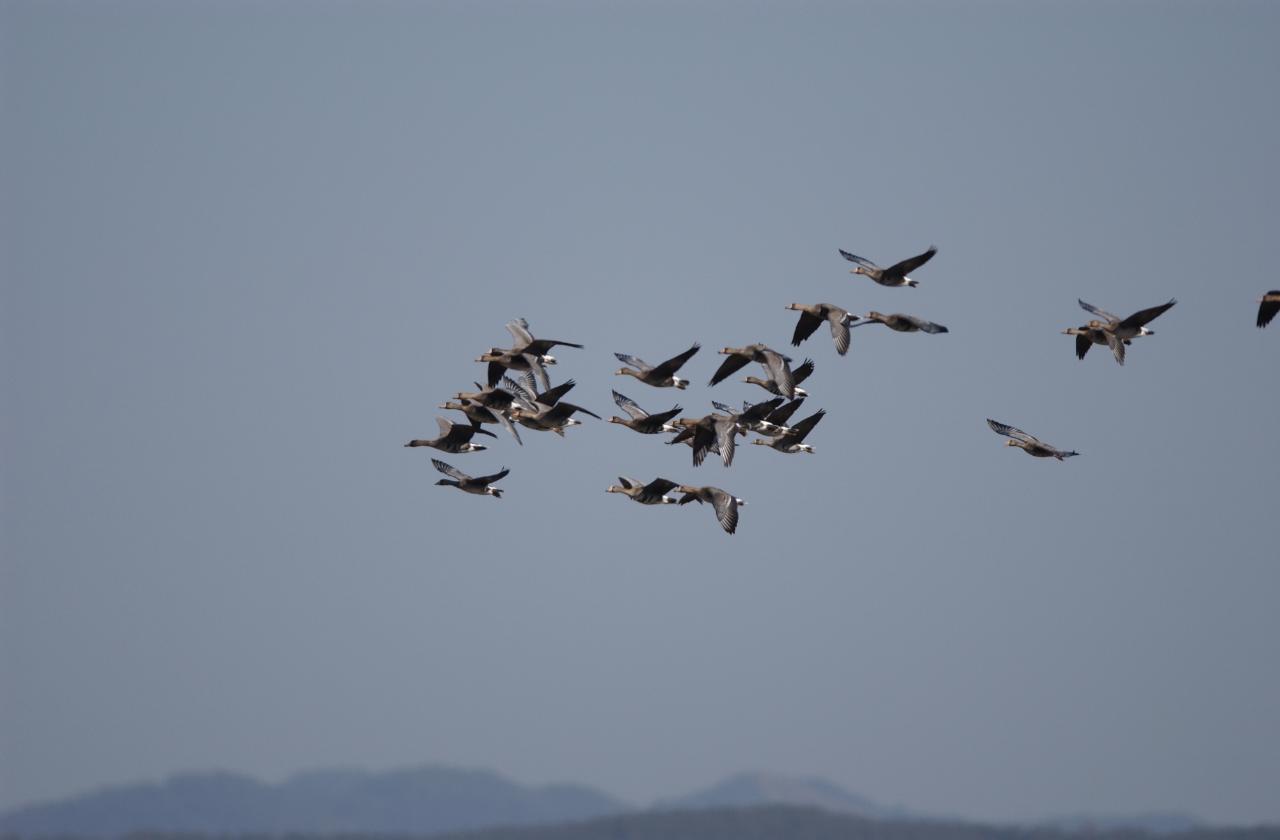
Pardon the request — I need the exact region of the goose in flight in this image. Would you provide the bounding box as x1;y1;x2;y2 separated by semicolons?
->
839;245;937;288
675;485;745;534
744;358;813;398
785;303;859;355
710;397;785;436
1061;325;1139;361
431;458;509;497
752;408;826;454
614;343;700;389
751;397;810;437
607;391;682;434
505;317;583;364
850;311;949;334
710;344;796;398
439;397;523;446
606;476;681;505
1258;291;1280;328
404;417;496;453
986;419;1078;460
667;410;740;467
1074;298;1176;365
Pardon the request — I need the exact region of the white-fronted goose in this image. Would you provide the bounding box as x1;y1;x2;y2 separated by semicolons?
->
744;358;813;398
614;343;700;389
1076;298;1176;365
1257;291;1280;328
785;303;858;355
509;399;600;436
675;485;745;534
608;391;682;434
606;476;680;505
431;458;509;497
710;344;796;398
505;317;583;363
1061;325;1138;361
667;411;739;467
405;416;497;453
478;347;550;391
839;245;937;288
710;397;785;436
986;419;1078;460
850;311;948;334
440;397;523;446
751;408;825;454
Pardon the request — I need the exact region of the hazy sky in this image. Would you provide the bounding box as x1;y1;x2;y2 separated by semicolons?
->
3;0;1279;826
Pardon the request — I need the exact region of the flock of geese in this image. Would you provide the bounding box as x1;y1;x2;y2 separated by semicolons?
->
407;250;1280;534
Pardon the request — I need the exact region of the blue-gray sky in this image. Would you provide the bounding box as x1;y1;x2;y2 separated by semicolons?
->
3;0;1279;825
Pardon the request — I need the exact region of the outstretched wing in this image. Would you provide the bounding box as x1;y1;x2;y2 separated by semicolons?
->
791;311;824;347
707;488;739;534
986;419;1040;445
614;352;652;372
903;314;948;334
1074;331;1092;360
1259;292;1280;328
536;379;577;407
766;397;805;427
887;245;937;276
638;478;678;502
783;408;826;442
506;318;534;346
791;358;815;385
758;349;795;399
612;390;649;419
1104;329;1126;366
708;353;752;386
650;343;700;378
830;316;852;355
1078;299;1120;324
1118;298;1176;330
431;458;470;481
838;249;879;270
473;466;510;485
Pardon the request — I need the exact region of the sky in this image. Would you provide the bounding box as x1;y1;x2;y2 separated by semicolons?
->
2;0;1279;827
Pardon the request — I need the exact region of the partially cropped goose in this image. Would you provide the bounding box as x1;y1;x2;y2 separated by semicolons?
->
506;317;583;363
508;399;600;436
440;397;523;446
606;476;680;505
986;419;1078;460
710;398;785;436
667;411;739;467
753;397;809;437
614;343;700;389
431;458;509;497
478;347;550;392
839;245;937;288
785;303;858;355
752;408;825;453
675;485;745;534
1075;298;1176;365
744;358;813;398
404;417;497;453
850;311;948;334
1257;291;1280;328
608;391;682;434
709;344;796;398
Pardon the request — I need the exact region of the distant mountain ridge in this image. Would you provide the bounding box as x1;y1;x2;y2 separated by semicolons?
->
0;765;1239;838
0;765;626;837
655;771;917;821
